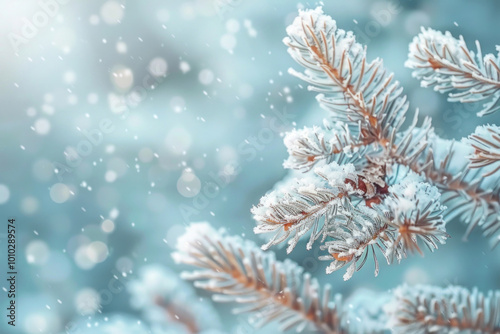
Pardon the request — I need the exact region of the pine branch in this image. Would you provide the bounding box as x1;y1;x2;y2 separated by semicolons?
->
252;6;500;284
406;28;500;116
402;132;500;248
344;289;390;334
320;171;447;280
284;7;408;145
388;112;434;168
172;222;346;334
404;28;500;245
251;163;387;254
467;125;500;176
387;284;500;334
319;205;398;281
283;121;369;171
384;176;448;256
128;265;221;333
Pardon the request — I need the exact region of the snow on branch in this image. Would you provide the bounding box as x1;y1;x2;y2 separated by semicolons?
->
406;28;500;116
251;6;500;287
389;112;434;168
284;7;408;146
283;121;369;171
127;265;222;333
172;222;346;334
319;171;447;280
467;125;500;176
412;133;500;248
344;289;390;334
387;284;500;334
319;205;397;280
251;162;387;254
384;176;448;257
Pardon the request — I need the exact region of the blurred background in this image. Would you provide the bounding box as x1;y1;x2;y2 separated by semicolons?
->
1;0;500;333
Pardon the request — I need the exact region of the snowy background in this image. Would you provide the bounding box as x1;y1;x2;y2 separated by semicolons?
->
1;0;500;333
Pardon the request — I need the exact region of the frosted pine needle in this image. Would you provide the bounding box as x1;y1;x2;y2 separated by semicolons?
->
467;125;500;176
319;173;448;280
418;134;500;247
252;6;500;285
252;162;393;255
387;284;500;334
284;7;408;146
283;122;368;171
406;28;500;116
127;265;222;333
384;179;448;258
319;206;398;281
173;222;346;334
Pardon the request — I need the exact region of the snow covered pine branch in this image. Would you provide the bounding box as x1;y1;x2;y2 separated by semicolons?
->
172;222;346;334
387;285;500;334
169;7;500;334
251;6;500;280
407;28;500;116
172;223;500;333
127;265;223;333
466;125;500;177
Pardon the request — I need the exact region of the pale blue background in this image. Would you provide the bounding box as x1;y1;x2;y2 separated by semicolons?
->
1;0;500;333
